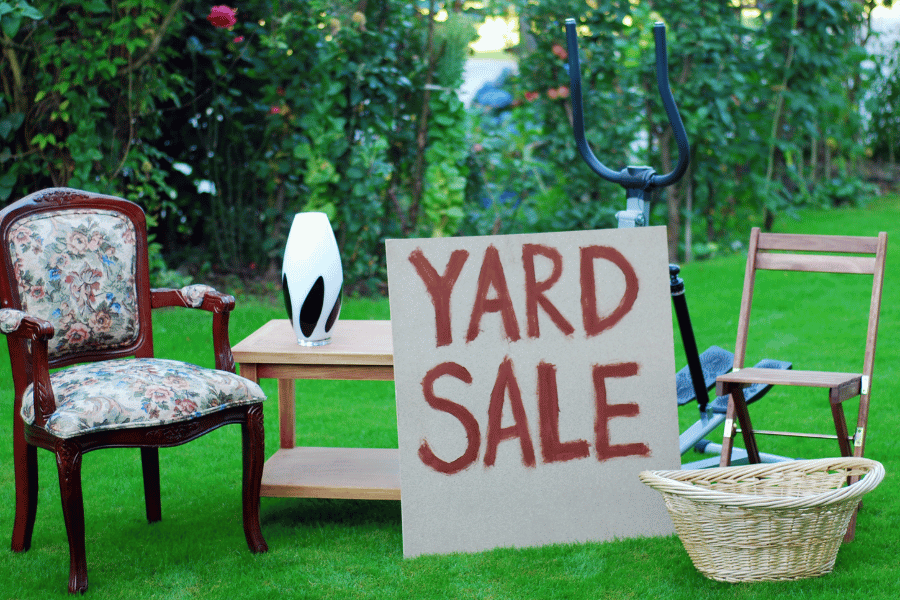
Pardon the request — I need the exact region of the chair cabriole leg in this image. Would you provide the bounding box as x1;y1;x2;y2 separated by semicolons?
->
242;404;268;553
55;440;88;594
141;447;162;523
12;433;38;552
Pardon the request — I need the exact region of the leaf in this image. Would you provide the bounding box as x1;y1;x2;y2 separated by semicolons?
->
20;4;42;20
186;36;204;53
85;0;108;13
1;12;22;37
0;112;24;140
30;133;56;150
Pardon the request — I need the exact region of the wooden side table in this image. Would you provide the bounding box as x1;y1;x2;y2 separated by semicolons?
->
232;319;400;500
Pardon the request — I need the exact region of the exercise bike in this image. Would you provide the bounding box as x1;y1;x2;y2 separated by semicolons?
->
564;18;792;467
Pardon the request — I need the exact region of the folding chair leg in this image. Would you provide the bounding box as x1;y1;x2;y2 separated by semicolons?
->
719;388;761;466
719;403;736;467
844;509;859;542
828;392;853;458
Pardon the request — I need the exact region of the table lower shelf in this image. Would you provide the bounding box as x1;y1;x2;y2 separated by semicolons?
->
261;446;401;500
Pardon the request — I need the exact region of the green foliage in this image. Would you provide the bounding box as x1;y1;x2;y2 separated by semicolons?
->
1;0;889;292
149;1;475;292
0;1;190;278
420;11;478;238
476;0;881;261
0;1;184;209
423;90;469;237
868;39;900;163
1;1;475;294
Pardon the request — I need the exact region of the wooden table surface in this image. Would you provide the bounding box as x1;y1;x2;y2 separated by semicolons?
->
232;318;393;366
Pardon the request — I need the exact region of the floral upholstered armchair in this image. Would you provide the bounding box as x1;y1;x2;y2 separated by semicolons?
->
0;188;268;593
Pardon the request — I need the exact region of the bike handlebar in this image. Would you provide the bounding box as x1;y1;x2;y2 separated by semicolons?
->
565;19;690;190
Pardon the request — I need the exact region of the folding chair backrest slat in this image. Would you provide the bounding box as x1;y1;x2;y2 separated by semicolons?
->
755;253;877;274
756;232;881;253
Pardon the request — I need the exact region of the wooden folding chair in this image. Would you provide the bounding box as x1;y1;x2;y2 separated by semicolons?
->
715;227;887;540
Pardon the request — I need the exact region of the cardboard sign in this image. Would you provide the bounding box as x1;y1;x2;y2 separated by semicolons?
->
386;226;679;557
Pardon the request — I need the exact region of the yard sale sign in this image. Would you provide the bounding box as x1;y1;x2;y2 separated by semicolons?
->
386;226;679;557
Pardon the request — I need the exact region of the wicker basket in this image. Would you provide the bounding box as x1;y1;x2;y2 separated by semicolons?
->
639;458;885;583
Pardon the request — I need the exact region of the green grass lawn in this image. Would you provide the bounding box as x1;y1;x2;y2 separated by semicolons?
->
2;196;899;598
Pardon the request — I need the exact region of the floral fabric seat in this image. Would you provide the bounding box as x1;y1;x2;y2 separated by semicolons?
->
20;357;266;439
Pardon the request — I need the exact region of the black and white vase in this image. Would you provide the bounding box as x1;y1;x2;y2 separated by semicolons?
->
281;212;343;346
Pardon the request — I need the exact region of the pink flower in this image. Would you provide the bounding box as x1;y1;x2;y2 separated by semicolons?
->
87;231;104;251
207;5;237;29
233;35;244;43
10;225;31;247
557;85;570;99
146;385;175;405
524;91;540;102
64;322;91;346
65;263;103;306
551;44;568;61
547;87;559;100
66;230;89;255
51;253;70;270
165;376;194;391
89;310;113;333
269;106;281;114
174;398;200;416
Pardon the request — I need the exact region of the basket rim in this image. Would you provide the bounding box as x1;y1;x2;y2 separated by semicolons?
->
639;457;885;510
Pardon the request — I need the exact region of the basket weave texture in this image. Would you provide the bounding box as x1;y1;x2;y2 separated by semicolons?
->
639;458;884;583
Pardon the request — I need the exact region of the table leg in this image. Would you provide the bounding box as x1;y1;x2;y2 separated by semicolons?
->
278;379;296;449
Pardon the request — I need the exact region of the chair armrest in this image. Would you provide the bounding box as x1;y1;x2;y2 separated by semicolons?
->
0;308;57;427
150;285;237;373
150;284;235;312
1;308;53;339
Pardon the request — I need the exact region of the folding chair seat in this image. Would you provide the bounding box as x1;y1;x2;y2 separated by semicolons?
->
686;358;792;467
678;356;792;468
715;227;887;540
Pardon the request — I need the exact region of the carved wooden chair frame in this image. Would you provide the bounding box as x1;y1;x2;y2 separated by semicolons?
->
0;188;267;593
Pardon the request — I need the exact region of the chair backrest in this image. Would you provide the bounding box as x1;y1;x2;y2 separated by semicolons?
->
0;188;155;369
734;227;887;384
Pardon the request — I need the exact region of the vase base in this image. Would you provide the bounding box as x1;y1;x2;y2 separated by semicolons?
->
296;337;331;347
